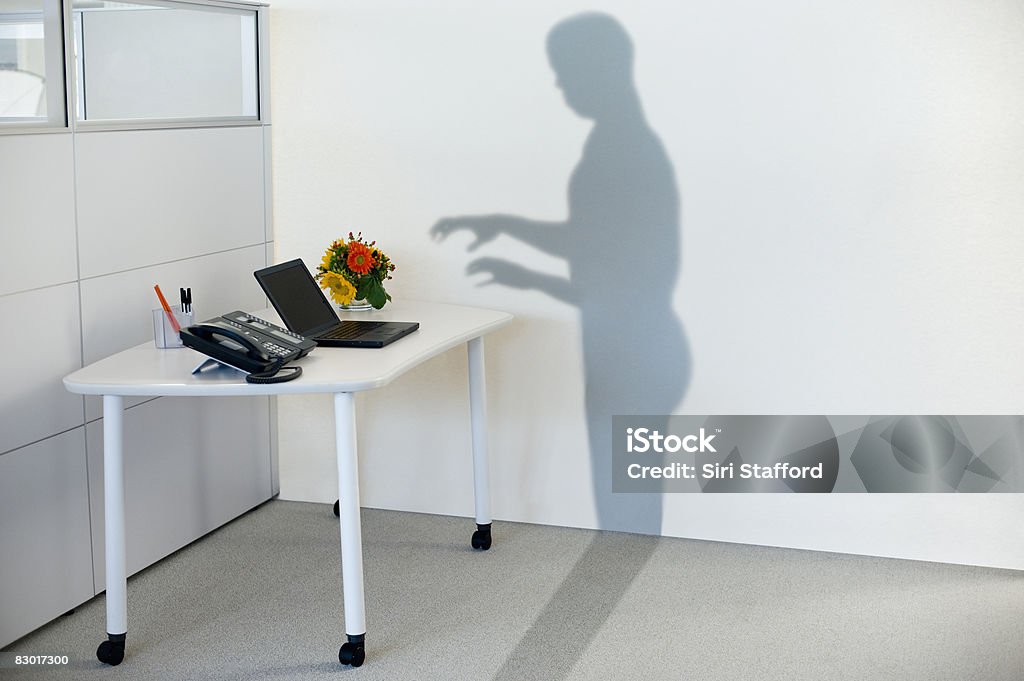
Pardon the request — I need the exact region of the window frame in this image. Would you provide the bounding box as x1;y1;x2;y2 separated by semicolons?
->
0;0;268;136
0;0;70;132
71;0;266;131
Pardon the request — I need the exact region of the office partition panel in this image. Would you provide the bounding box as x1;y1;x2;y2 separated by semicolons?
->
0;133;76;297
0;283;83;455
75;126;266;279
0;430;93;646
0;0;275;648
85;396;274;592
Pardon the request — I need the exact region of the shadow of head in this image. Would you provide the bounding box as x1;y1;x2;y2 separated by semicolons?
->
546;13;635;120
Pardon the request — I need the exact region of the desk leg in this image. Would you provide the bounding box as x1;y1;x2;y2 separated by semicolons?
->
334;392;367;667
97;395;127;666
468;337;493;550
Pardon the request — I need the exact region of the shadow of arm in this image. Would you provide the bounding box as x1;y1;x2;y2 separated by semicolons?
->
432;214;570;259
468;257;578;306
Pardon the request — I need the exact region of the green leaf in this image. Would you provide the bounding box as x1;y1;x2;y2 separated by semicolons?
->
365;278;387;309
354;276;372;301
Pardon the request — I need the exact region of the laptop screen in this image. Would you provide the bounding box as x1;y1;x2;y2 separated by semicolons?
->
254;259;339;335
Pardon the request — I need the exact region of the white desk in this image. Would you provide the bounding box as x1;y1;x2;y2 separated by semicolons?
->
64;300;512;668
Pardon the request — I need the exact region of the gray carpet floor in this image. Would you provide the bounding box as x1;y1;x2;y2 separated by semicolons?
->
3;500;1024;680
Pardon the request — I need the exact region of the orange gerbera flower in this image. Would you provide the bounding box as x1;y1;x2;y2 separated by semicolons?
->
346;242;376;275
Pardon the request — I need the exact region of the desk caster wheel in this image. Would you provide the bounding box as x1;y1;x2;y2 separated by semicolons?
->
471;523;492;550
333;500;340;517
339;634;365;667
97;635;125;666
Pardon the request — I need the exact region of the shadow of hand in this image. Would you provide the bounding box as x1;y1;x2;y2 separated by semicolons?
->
430;215;505;251
467;257;532;289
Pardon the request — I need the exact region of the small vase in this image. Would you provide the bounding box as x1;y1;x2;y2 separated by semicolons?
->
338;298;373;311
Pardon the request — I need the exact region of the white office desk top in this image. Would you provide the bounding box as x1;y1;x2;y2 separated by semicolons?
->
64;300;513;397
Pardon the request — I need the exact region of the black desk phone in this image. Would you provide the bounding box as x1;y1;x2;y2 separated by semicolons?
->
180;311;316;383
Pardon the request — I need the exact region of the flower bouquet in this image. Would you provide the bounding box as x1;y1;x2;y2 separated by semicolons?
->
315;232;396;310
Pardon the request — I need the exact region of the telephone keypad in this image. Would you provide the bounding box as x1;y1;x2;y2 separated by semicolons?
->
264;342;292;358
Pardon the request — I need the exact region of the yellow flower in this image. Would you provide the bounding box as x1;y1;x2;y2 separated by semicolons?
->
320;271;356;305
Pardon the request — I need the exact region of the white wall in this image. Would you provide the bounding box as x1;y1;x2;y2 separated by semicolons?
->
269;1;1024;568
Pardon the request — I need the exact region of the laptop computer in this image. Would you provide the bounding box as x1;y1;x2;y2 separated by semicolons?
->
254;259;419;348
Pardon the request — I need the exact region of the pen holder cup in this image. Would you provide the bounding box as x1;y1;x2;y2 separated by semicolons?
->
152;307;194;349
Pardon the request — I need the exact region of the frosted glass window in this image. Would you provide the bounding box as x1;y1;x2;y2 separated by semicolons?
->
0;0;65;125
73;1;259;122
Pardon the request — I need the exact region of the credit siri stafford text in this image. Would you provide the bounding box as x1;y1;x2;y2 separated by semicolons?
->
624;427;824;480
614;415;1022;494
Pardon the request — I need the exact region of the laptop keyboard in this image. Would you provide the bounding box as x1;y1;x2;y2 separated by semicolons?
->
319;320;384;340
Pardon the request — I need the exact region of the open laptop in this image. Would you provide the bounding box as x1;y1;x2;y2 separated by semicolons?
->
254;259;419;348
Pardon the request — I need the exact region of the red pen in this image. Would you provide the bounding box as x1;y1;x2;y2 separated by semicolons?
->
154;284;182;334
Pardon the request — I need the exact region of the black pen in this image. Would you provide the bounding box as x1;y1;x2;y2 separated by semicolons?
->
186;288;192;314
180;288;187;313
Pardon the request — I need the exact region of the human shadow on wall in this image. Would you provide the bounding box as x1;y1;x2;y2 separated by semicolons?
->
432;13;690;679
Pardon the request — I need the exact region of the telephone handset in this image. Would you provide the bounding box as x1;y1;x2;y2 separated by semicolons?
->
180;311;316;383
